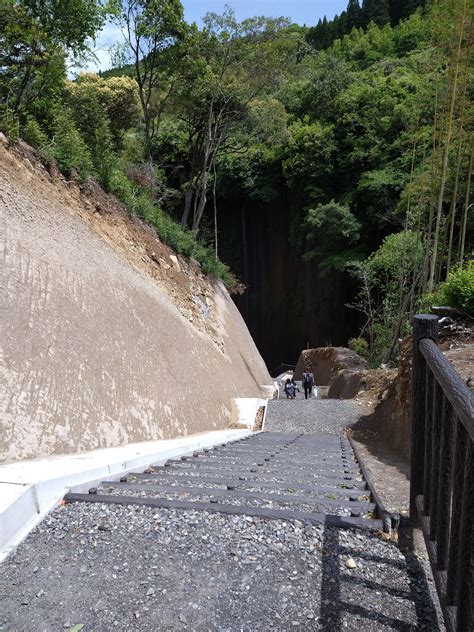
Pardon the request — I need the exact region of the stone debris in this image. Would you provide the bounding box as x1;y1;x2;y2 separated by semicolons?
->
0;399;444;631
346;557;357;569
0;502;443;631
169;254;181;271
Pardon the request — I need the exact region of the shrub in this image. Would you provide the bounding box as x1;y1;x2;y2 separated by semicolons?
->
92;119;116;192
109;168;237;288
50;109;93;180
0;105;19;142
348;337;369;359
420;262;474;315
22;117;48;150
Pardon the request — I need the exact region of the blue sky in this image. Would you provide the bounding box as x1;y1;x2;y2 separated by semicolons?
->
183;1;348;26
83;0;348;74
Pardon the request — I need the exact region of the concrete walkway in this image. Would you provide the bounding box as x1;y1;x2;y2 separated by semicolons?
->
0;401;443;631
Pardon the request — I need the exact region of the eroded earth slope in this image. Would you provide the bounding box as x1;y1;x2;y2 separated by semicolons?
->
0;138;271;462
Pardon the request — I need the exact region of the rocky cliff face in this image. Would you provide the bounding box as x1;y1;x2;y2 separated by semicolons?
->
0;139;271;463
220;199;358;371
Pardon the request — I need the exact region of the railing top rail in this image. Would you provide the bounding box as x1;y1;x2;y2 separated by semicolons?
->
419;337;474;440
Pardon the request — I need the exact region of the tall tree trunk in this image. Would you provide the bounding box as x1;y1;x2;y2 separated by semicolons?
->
459;142;473;263
384;272;422;364
423;66;441;293
428;0;467;291
192;169;211;231
446;31;471;276
145;121;154;181
213;162;218;259
191;105;218;231
181;163;197;227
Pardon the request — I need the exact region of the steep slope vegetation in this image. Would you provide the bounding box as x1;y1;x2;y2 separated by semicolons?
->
0;137;271;463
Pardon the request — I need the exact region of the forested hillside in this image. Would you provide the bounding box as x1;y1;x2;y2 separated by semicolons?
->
1;0;473;368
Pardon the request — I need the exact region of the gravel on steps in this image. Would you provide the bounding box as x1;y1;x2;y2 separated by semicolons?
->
0;502;442;632
265;399;369;435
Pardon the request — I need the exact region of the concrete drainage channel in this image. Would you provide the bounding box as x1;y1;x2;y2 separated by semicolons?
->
64;432;386;531
0;428;254;563
0;394;275;563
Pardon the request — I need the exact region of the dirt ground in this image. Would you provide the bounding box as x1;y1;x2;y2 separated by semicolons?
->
353;335;472;458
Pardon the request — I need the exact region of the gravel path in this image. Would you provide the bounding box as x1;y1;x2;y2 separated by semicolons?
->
265;399;368;435
0;402;444;631
0;502;442;631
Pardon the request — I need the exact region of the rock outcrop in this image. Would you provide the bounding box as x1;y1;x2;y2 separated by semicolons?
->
294;347;368;398
0;139;272;463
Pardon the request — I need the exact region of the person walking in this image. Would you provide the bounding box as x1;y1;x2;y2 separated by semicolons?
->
284;378;299;399
291;376;300;399
302;367;315;400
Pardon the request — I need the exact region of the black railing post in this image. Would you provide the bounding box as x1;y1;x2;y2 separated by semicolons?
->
410;314;439;521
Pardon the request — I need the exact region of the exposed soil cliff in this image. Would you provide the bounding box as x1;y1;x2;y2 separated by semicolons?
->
294;347;368;398
352;336;473;461
0;138;271;463
218;198;359;371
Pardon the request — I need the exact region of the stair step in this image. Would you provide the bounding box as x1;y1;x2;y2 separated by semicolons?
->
169;459;361;475
101;481;375;511
151;465;363;485
127;472;368;495
64;492;383;531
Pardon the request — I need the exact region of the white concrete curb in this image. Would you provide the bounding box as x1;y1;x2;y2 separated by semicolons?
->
0;428;251;563
261;400;269;431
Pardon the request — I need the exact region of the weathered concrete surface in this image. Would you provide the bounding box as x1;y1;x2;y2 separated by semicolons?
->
0;141;271;463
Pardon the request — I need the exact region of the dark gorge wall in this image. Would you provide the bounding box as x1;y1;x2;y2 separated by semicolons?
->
220;198;358;372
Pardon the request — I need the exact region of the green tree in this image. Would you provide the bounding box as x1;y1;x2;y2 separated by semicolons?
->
111;0;185;176
349;230;423;363
303;201;361;271
50;107;93;180
175;9;296;230
0;0;106;115
389;0;426;26
66;72;140;147
346;0;362;31
362;0;390;27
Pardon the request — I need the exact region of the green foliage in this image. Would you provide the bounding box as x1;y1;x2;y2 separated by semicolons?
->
367;230;423;285
0;0;104;122
303;201;361;268
362;0;390;27
22;117;48;149
66;73;141;147
50;108;93;180
0;105;20;141
348;337;369;358
282;54;352;121
219;147;283;203
420;263;474;315
283;119;336;188
306;0;425;51
21;0;107;53
348;230;423;364
108;169;236;287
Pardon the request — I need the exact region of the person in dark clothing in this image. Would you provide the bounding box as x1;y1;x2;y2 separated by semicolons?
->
302;368;315;400
284;378;299;399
